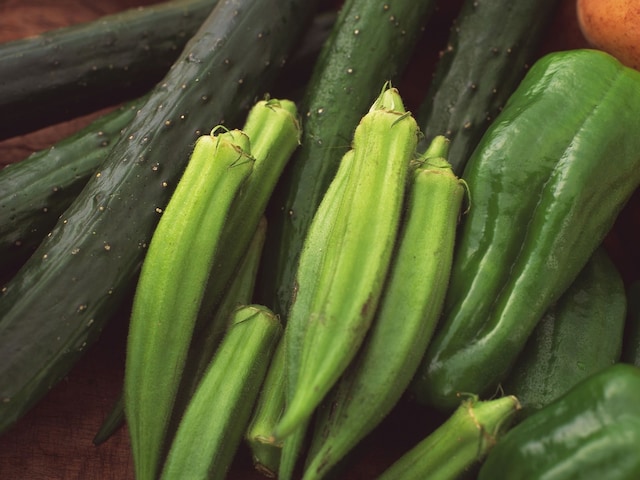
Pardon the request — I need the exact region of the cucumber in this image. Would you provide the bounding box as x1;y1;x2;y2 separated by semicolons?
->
0;0;218;141
0;96;148;274
0;0;319;436
416;0;561;174
256;0;438;319
0;8;332;278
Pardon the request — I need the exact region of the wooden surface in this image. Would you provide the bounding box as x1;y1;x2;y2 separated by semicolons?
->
1;1;638;479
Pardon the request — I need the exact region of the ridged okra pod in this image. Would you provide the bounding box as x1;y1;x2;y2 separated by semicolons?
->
161;305;282;480
274;86;420;440
411;49;640;410
245;337;286;477
124;129;254;480
257;0;438;320
379;395;520;480
196;97;301;324
94;216;268;447
302;136;465;480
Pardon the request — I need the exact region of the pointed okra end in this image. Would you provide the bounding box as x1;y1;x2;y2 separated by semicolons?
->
370;82;406;114
421;135;450;162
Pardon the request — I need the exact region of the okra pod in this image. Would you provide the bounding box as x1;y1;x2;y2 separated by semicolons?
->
124;129;254;480
169;216;269;428
379;395;520;480
302;136;465;479
274;86;419;439
160;305;282;480
245;337;286;477
195;98;301;325
93;217;267;447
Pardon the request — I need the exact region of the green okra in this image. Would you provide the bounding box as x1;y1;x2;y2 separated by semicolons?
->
196;97;301;325
93;217;267;447
274;85;420;440
277;148;357;480
245;337;286;478
169;216;269;425
302;136;465;480
160;305;282;480
124;128;254;480
378;395;521;480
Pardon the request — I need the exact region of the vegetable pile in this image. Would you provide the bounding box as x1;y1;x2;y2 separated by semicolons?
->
1;0;640;478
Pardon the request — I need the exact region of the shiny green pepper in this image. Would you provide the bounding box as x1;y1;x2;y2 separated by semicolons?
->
502;247;626;418
478;363;640;480
411;49;640;410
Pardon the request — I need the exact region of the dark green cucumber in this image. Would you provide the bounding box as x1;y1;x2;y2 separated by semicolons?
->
0;96;148;273
416;0;561;174
0;9;333;278
502;247;626;418
0;0;218;140
0;0;319;436
256;0;438;319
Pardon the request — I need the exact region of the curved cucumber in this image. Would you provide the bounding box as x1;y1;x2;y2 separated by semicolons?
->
0;0;318;436
416;0;561;174
0;96;147;273
0;0;218;140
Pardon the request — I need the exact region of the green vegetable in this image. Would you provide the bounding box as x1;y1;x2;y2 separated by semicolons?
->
94;216;267;447
478;363;640;480
0;96;147;273
125;128;254;480
160;305;282;480
245;337;286;477
257;0;438;319
274;86;419;441
502;247;626;418
302;136;465;480
0;0;218;140
0;0;317;436
411;49;640;410
196;97;301;323
378;395;521;480
416;0;561;174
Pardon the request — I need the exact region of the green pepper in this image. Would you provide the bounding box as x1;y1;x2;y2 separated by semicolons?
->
502;247;626;418
478;363;640;480
410;49;640;411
